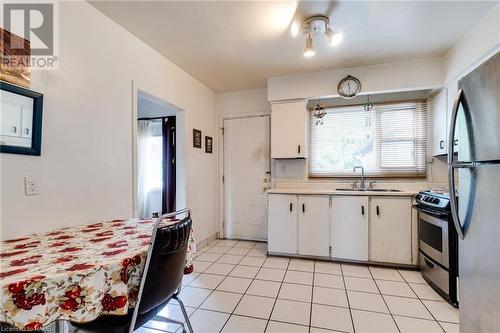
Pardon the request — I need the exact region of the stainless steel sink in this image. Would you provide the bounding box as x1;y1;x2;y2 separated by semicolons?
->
336;188;402;192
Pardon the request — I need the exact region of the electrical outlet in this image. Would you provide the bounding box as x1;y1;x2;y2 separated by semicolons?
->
25;176;40;196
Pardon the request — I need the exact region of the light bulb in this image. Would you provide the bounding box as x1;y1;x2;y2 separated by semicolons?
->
304;34;315;57
291;21;299;37
326;28;342;46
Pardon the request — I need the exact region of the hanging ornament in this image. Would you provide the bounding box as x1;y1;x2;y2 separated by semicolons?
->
313;99;327;125
364;94;373;112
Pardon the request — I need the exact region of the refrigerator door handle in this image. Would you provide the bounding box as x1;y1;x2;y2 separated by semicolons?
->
448;88;469;240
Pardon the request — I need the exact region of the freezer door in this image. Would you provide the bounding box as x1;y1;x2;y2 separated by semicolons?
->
458;164;500;333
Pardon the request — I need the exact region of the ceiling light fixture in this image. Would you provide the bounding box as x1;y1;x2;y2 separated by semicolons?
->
303;34;315;57
292;15;342;57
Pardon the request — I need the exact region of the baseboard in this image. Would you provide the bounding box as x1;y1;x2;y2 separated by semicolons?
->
196;233;218;251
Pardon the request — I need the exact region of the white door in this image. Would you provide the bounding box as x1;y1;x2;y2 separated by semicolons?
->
224;116;270;240
331;196;369;261
298;195;330;257
370;197;412;264
268;194;298;254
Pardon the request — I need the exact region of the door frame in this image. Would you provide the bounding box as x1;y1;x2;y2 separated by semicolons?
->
219;112;271;240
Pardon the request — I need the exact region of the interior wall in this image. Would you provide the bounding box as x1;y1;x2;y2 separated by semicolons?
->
0;1;218;242
216;88;271;119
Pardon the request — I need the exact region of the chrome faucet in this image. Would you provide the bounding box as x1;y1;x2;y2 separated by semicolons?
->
353;166;365;190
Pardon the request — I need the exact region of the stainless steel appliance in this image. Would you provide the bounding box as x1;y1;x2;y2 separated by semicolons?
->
448;52;500;332
415;190;458;306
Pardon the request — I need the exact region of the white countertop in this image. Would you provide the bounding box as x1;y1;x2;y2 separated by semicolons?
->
267;188;417;196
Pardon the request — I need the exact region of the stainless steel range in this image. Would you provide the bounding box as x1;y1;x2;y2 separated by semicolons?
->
414;190;458;307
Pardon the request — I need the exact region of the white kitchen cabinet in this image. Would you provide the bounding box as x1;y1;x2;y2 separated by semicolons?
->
268;194;298;254
331;196;369;261
298;195;330;257
370;197;412;264
431;89;447;156
271;100;308;159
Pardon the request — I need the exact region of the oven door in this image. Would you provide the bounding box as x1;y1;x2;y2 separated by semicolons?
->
418;210;449;268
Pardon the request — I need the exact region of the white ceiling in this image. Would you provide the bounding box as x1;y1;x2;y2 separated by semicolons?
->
90;1;496;93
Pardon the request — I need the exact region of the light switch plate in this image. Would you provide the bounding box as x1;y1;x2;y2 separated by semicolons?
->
25;176;40;195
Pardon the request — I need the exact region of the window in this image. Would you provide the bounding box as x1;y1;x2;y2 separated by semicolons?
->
147;121;163;190
308;101;428;177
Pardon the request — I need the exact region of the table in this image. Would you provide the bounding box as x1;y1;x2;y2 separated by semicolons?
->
0;218;196;330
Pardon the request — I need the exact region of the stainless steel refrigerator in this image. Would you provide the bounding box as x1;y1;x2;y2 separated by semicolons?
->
448;51;500;333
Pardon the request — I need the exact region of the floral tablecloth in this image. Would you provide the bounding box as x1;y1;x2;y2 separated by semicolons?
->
0;218;196;330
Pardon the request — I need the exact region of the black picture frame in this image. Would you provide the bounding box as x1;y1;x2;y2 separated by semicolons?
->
0;81;43;156
193;128;202;148
205;136;213;154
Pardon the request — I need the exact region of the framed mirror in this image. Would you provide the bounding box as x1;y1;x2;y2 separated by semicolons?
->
0;81;43;155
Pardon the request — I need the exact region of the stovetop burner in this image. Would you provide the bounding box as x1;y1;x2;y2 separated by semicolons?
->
416;189;451;212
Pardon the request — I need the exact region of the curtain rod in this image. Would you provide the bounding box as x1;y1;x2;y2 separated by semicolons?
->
137;116;174;121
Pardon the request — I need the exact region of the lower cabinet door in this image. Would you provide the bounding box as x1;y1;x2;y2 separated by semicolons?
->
268;194;298;254
370;197;412;264
298;195;330;257
331;196;369;261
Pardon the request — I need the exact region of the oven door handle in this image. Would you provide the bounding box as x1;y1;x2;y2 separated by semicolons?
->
424;257;434;269
413;205;449;218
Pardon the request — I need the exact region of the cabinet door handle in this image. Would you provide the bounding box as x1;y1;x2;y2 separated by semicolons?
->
376;206;380;216
454;139;458;146
439;140;445;149
361;205;365;216
302;203;305;213
24;128;29;135
297;145;301;154
289;203;293;212
12;126;17;133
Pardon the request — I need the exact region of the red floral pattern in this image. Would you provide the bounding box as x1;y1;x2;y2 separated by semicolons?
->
0;218;196;329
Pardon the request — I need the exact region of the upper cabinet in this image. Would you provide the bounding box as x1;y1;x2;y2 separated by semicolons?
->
271;100;308;159
431;89;447;156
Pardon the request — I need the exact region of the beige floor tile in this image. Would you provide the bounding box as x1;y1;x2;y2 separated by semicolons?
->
311;304;353;332
440;321;459;333
196;252;222;262
422;300;459;323
234;240;256;248
206;245;233;254
263;257;290;269
376;280;417;298
309;328;343;333
246;280;281;298
147;303;195;332
344;276;379;293
189;309;229;333
226;247;251;256
189;273;225;290
253;242;268;250
284;270;314;285
178;286;211;307
247;248;267;257
222;315;267;333
313;286;348;307
217;254;244;265
314;273;345;289
288;259;315;272
271;299;311;326
347;290;389;313
398;269;427;284
217;276;253;293
409;283;446;301
182;272;199;285
369;267;404;281
342;264;372;278
229;265;260;279
279;283;312;302
256;267;286;282
314;261;342;275
193;260;212;273
234;294;275;319
351;309;398;333
384;295;433;320
205;263;236;276
265;321;309;333
218;239;239;246
394;315;445;333
199;290;243;313
240;256;266;267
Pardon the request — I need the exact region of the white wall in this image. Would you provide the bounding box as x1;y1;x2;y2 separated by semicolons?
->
216;88;271;119
0;1;218;242
267;58;444;102
443;3;500;83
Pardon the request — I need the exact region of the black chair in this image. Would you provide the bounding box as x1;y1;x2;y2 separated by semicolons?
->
71;208;194;333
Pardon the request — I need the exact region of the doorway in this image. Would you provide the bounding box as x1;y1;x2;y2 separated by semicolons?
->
223;115;270;240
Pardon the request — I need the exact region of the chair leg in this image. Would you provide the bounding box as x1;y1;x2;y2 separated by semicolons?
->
174;295;193;333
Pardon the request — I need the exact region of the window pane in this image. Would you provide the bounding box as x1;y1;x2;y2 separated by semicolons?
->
149;136;163;189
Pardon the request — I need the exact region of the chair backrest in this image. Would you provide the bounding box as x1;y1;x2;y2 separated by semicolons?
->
137;215;192;314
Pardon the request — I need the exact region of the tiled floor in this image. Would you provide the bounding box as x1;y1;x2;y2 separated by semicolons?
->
140;239;459;333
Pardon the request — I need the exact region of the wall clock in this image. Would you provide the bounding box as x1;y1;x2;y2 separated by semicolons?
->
337;75;361;99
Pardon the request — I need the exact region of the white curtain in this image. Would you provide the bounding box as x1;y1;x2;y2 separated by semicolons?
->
137;120;152;218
